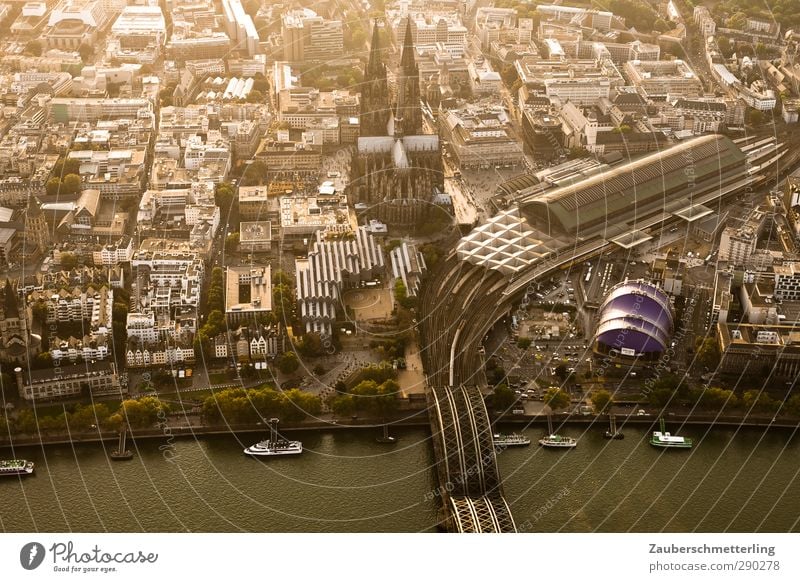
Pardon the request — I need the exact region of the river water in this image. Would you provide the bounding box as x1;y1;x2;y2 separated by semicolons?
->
2;424;799;532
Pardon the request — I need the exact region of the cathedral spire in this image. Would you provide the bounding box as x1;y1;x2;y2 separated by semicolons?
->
394;17;422;137
400;18;416;74
367;18;383;76
360;20;390;137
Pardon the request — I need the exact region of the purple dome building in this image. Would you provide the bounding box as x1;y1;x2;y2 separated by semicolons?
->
593;281;673;361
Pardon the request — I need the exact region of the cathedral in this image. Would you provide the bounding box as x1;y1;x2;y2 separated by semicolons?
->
348;20;443;228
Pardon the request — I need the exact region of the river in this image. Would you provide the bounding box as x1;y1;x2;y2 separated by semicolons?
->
2;424;799;532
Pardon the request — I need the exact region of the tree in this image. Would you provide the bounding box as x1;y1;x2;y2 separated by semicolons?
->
296;333;322;357
61;173;81;195
78;43;93;62
492;384;516;412
500;63;518;87
272;270;293;287
252;73;269;94
330;394;355;417
46;177;61;196
239;160;269;186
741;390;779;413
349;379;399;417
652;18;671;33
374;379;400;418
272;282;295;324
0;372;16;403
591;389;613;414
120;397;168;428
207;267;225;313
747;109;765;126
105;412;124;431
728;11;747;30
281;388;322;421
32;352;53;369
52;157;80;178
717;36;733;58
13;409;38;434
420;244;441;268
416;207;452;237
214;182;235;211
348;29;367;50
647;373;683;406
60;252;78;270
695;386;737;409
554;364;568;381
607;0;659;31
159;88;174;108
517;337;532;350
394;278;408;305
70;403;111;431
695;338;721;370
225;232;239;252
786;393;800;417
38;413;68;434
245;89;264;103
25;40;42;57
277;351;300;374
544;387;570;410
30;301;49;324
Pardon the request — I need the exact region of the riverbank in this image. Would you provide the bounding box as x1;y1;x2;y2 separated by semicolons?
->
0;414;432;450
1;408;798;450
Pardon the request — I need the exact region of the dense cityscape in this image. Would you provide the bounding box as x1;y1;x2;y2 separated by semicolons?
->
1;0;800;534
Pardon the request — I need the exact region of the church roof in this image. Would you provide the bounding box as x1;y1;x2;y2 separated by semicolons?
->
392;139;409;169
357;135;439;156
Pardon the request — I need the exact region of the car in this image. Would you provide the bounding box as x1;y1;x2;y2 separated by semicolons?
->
512;408;525;415
637;409;647;416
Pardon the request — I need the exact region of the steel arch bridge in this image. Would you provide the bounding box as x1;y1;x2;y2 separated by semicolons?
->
427;384;517;533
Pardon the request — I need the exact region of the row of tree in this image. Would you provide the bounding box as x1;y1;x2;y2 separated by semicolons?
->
1;397;170;436
201;385;321;423
393;279;417;310
196;268;226;358
45;174;81;197
647;375;800;414
491;385;572;412
329;379;400;418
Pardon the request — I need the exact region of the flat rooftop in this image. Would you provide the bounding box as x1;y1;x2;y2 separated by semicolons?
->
225;265;272;314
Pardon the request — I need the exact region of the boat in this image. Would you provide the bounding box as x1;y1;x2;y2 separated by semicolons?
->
650;418;693;449
538;434;578;448
603;414;624;439
110;425;134;460
539;414;577;448
0;459;34;476
244;418;303;457
376;424;397;444
493;433;531;447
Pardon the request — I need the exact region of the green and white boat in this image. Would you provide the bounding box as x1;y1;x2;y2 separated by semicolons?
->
538;434;577;448
650;418;692;449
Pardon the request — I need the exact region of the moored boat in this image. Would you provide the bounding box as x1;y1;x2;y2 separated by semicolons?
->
603;414;624;439
245;418;303;457
244;439;303;456
650;418;692;449
376;424;397;444
0;459;34;476
493;433;531;447
538;434;577;448
110;425;134;460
